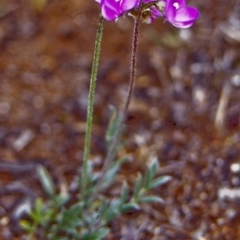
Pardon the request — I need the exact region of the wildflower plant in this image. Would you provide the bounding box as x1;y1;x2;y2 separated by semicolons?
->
21;0;199;239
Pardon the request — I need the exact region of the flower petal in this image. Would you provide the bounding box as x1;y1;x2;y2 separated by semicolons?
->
175;7;199;23
120;0;140;12
102;4;120;21
165;0;199;28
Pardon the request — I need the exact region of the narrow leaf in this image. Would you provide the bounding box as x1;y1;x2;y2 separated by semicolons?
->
143;167;151;190
104;199;121;222
105;105;120;144
149;158;159;179
87;161;94;175
37;165;55;197
103;164;120;185
58;203;83;230
149;176;172;189
83;227;109;240
103;156;129;185
121;202;140;213
120;181;129;204
53;193;70;208
97;198;109;221
138;195;164;204
133;173;143;200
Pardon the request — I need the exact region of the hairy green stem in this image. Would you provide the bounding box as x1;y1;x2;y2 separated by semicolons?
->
81;17;104;201
92;16;141;201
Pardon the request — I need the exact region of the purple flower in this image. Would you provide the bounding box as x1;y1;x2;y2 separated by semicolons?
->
95;0;199;28
96;0;140;21
141;0;199;28
164;0;199;28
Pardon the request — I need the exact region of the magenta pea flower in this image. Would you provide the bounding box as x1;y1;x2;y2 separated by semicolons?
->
96;0;140;21
164;0;199;28
95;0;199;28
141;0;199;28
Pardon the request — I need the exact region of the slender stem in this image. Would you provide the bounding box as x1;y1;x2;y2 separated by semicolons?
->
81;17;104;201
92;16;141;201
104;18;140;170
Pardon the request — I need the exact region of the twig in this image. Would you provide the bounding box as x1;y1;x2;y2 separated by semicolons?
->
214;82;231;132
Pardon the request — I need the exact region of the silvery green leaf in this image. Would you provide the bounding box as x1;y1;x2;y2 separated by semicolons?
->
58;203;83;230
120;202;140;213
149;176;172;189
105;106;126;154
143;167;151;190
105;105;120;144
96;227;110;239
133;173;143;200
87;161;94;175
43;208;54;223
104;209;117;223
97;198;109;221
90;172;100;183
149;158;159;179
68;202;84;214
110;198;120;208
120;181;129;204
53;193;70;208
104;164;119;184
83;227;109;240
103;157;129;185
138;195;164;204
37;166;55;197
105;199;121;221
